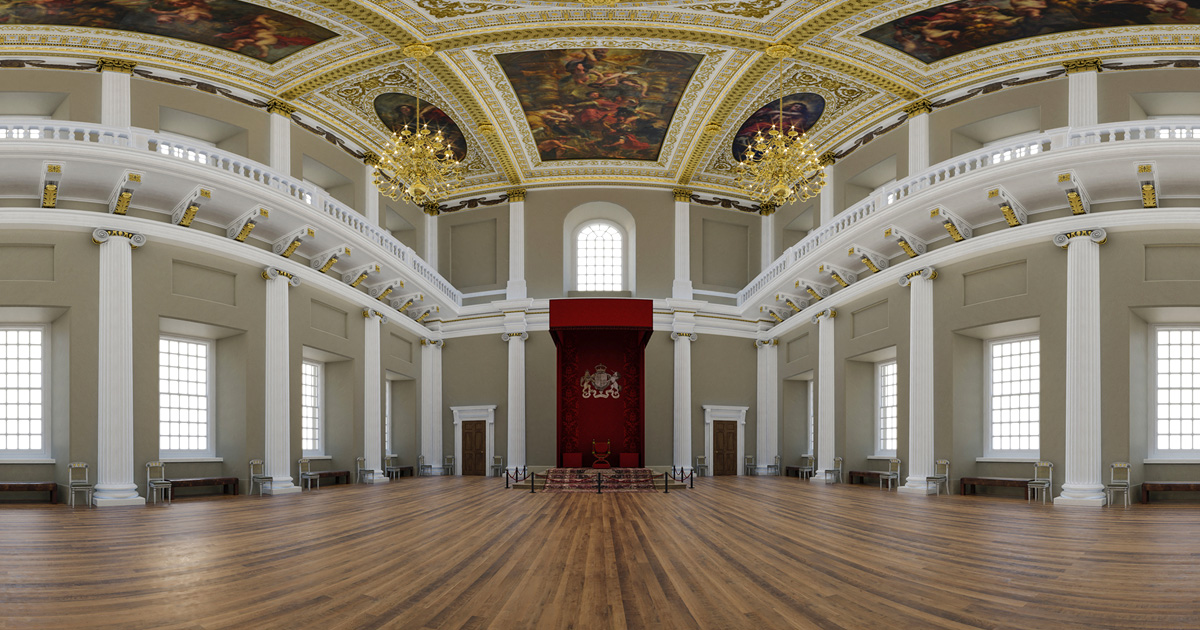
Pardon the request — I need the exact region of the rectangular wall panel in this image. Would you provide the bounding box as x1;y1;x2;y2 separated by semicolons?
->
963;260;1027;306
787;333;810;363
171;260;236;306
449;219;498;290
0;244;54;282
852;300;889;338
1145;245;1200;281
310;300;348;338
701;219;749;290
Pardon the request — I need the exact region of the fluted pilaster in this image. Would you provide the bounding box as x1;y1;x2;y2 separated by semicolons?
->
899;267;937;494
263;267;300;494
672;190;692;299
813;308;836;478
421;339;444;473
362;309;388;483
507;191;527;299
505;331;528;468
755;339;779;474
99;69;132;129
672;331;696;470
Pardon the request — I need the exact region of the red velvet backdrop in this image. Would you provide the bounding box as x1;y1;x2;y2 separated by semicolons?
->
550;299;653;468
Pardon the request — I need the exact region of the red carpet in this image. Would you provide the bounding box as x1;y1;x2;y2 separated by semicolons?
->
540;468;664;493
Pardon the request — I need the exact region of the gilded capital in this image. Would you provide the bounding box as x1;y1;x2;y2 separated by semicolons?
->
758;201;777;216
900;267;938;287
423;202;441;216
903;99;934;117
261;266;301;287
818;152;836;168
507;188;527;202
403;44;434;59
92;228;146;248
1053;228;1107;249
266;99;296;117
810;308;836;324
362;152;381;167
97;58;136;74
1063;58;1103;75
673;189;692;202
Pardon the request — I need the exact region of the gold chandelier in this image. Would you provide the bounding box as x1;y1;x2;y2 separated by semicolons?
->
374;44;464;207
734;45;825;207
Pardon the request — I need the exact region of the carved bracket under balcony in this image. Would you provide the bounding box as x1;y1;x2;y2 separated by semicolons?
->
108;170;143;215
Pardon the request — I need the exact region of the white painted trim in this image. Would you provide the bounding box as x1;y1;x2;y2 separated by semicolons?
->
975;457;1039;463
451;405;496;477
0;459;56;464
1144;459;1200;464
703;405;748;477
161;457;224;463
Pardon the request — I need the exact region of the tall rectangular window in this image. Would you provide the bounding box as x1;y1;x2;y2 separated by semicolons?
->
0;327;49;458
876;361;898;455
301;361;323;455
987;337;1040;456
159;336;213;456
1154;328;1200;455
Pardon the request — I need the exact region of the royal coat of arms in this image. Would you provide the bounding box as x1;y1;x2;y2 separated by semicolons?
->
580;364;620;399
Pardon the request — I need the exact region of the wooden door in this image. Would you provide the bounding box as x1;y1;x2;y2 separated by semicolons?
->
713;421;737;476
462;421;486;476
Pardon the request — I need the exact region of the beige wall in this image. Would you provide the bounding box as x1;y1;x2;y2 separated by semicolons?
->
690;205;761;293
0;69;101;124
438;205;508;295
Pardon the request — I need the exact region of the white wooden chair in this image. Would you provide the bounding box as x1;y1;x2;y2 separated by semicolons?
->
1028;461;1053;504
824;457;843;484
881;458;901;490
249;459;273;495
926;459;951;495
146;461;171;504
67;462;93;507
1106;462;1131;508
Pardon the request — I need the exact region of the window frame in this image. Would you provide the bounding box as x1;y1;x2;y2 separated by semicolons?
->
572;219;626;292
0;325;51;461
157;334;216;459
301;360;325;456
983;334;1041;459
1149;325;1200;459
875;360;898;457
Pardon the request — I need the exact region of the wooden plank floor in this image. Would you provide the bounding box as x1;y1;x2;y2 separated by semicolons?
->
2;477;1199;629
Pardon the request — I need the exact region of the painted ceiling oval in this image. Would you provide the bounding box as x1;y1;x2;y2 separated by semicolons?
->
732;93;825;163
0;0;337;64
861;0;1200;65
373;93;468;162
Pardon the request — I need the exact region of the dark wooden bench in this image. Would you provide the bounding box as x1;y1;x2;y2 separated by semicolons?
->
1141;481;1200;503
313;470;351;485
0;481;57;503
960;476;1032;500
848;470;885;485
386;466;414;479
784;466;812;479
168;477;238;500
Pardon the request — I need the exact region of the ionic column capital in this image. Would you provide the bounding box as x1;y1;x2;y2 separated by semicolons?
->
91;228;146;248
671;332;697;342
754;339;777;349
811;308;836;324
900;266;938;287
1053;228;1107;249
501;331;529;342
261;266;301;287
362;308;387;323
421;338;445;348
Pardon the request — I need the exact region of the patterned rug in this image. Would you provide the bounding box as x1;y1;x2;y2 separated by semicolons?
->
539;468;664;493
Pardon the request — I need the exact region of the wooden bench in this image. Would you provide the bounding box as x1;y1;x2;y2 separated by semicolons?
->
959;476;1033;500
312;470;351;485
0;481;57;503
168;477;238;501
848;470;885;485
1141;481;1200;503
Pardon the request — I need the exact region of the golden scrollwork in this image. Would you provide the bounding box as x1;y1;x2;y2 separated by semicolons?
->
902;99;933;117
97;58;137;74
673;189;692;202
113;191;133;215
41;184;58;208
507;188;526;202
266;99;296;117
1063;58;1104;75
362;152;381;167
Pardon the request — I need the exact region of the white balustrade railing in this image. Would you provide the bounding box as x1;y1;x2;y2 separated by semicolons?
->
0;119;461;307
0;120;132;146
1067;117;1200;146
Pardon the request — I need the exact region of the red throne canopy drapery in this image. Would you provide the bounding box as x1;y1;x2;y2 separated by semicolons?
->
550;299;653;468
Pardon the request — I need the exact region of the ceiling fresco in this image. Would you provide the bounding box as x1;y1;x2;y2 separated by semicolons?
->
732;92;825;162
373;93;468;161
861;0;1200;64
495;48;704;162
0;0;336;63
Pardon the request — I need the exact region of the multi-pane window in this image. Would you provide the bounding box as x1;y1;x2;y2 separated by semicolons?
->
0;327;48;457
877;361;898;454
158;337;213;455
576;222;623;291
987;337;1040;454
301;361;323;455
1154;328;1200;454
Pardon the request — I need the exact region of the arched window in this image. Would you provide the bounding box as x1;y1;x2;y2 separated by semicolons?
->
575;221;624;291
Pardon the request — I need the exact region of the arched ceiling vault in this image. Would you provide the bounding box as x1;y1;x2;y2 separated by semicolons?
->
2;0;1198;201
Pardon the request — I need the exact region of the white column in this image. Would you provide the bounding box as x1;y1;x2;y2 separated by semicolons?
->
262;267;300;494
755;339;779;474
504;331;528;469
819;162;836;226
760;208;776;271
92;229;145;506
267;100;293;175
672;331;696;471
899;267;937;495
812;308;836;478
361;309;388;483
672;189;693;300
363;162;380;226
1066;63;1100;129
905;101;931;176
507;189;527;299
424;210;438;272
98;60;133;129
420;339;444;473
1054;229;1108;506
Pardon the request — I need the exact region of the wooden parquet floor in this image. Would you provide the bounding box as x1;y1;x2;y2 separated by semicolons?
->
2;476;1199;630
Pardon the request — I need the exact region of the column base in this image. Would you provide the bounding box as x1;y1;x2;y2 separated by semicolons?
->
365;470;390;484
93;495;146;507
898;482;937;496
1054;485;1107;506
672;280;693;300
264;478;301;495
